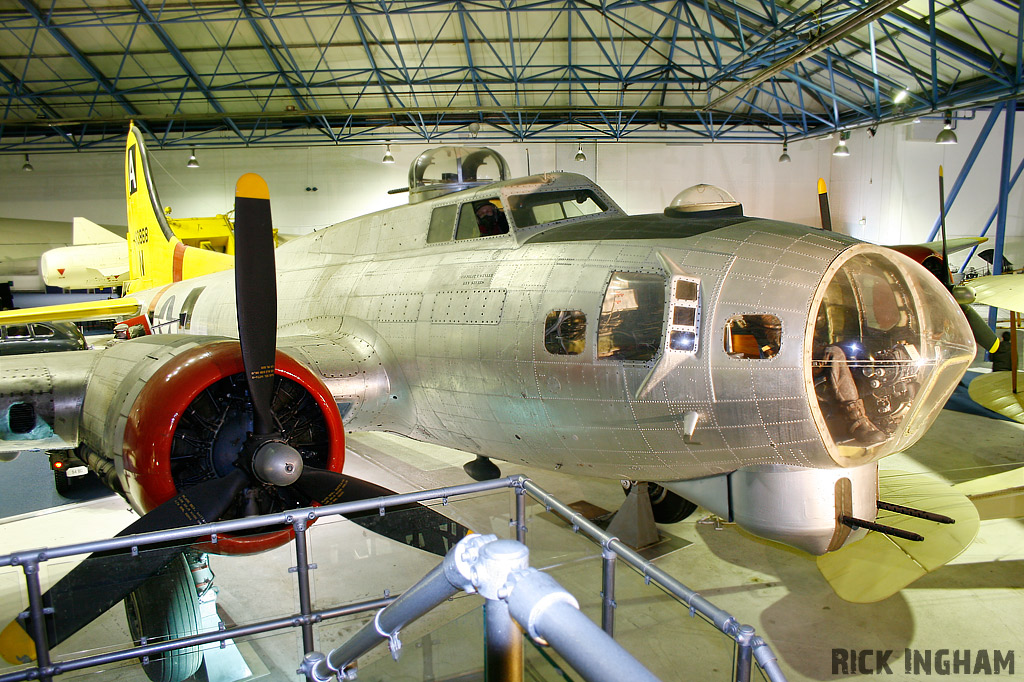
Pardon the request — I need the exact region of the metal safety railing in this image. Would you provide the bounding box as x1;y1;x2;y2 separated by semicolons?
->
0;474;787;682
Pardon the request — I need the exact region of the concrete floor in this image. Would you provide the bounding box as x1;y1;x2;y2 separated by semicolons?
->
1;404;1021;682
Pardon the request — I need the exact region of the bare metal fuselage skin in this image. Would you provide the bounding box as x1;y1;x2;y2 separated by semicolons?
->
2;172;974;554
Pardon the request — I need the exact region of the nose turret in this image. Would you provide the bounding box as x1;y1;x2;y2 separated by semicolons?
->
807;246;975;466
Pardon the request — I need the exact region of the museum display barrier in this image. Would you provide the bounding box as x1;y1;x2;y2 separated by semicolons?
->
0;476;785;682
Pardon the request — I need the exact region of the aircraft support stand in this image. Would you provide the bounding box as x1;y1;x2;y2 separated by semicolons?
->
605;482;660;548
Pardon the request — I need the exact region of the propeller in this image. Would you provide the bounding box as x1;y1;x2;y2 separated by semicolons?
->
1;174;466;665
817;178;833;231
937;166;999;354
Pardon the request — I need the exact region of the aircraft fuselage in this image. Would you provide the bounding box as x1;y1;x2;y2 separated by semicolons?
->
136;173;973;486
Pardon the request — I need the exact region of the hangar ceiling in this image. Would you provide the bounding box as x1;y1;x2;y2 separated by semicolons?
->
0;0;1021;151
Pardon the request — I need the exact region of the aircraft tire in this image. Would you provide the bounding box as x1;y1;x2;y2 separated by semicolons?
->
622;481;698;524
124;553;203;682
53;468;70;497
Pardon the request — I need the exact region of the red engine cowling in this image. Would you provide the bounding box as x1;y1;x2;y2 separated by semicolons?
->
120;340;344;555
888;244;949;284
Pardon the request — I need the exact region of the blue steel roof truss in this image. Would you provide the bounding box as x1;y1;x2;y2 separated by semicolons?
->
0;0;1019;151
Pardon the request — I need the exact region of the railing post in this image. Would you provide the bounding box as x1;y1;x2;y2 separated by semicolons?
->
734;624;755;682
514;485;527;544
291;515;316;654
600;546;616;636
484;598;523;682
22;560;53;682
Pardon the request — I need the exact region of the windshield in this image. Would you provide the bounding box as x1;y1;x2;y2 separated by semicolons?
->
508;189;610;230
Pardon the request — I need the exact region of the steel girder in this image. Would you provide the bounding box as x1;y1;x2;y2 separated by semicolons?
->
0;0;1020;151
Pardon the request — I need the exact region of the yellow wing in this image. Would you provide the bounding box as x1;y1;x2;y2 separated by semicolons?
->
967;371;1024;423
817;470;980;603
0;297;141;325
958;273;1024;313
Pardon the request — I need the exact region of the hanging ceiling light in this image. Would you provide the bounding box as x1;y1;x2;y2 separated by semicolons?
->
778;141;791;163
468;122;481;138
936;112;958;145
893;88;909;104
382;143;395;164
832;131;851;157
574;143;586;162
21;153;33;172
186;148;199;168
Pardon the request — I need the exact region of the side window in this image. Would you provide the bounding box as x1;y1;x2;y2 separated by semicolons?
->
544;311;586;355
597;272;666;362
6;324;29;339
31;324;55;338
667;276;701;354
725;314;782;359
456;199;509;240
427;204;458;243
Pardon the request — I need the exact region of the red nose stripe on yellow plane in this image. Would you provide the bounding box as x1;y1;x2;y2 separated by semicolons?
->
236;173;270;200
173;241;187;281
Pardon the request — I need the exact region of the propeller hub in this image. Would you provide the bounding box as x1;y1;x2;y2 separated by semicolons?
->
252;440;304;486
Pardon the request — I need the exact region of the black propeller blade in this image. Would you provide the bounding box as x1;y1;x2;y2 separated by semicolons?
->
234;173;278;437
292;467;468;556
1;470;248;657
938;166;999;353
817;178;833;231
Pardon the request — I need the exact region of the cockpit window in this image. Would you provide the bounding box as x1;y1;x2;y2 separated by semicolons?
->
725;315;781;359
545;310;586;355
508;190;609;229
597;272;665;362
427;204;458;243
456;199;510;240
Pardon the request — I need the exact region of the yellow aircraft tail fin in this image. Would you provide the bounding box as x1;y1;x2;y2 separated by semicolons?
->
124;126;231;294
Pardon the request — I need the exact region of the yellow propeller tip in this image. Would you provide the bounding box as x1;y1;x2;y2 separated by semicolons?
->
236;173;270;200
817;178;827;195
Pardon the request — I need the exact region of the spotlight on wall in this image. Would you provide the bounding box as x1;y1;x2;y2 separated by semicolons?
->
21;154;33;172
574;143;586;162
382;143;395;164
832;131;851;157
186;148;199;168
778;141;791;163
936;112;958;145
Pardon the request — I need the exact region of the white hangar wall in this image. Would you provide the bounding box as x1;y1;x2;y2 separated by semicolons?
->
1;111;1021;270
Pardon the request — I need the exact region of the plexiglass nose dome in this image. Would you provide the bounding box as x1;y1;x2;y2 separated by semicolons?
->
408;146;511;204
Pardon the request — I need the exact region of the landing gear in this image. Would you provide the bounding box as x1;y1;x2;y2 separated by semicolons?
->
621;481;697;524
124;553;203;682
463;455;502;481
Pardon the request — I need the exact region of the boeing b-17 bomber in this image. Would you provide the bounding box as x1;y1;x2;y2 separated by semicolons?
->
1;126;1018;679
